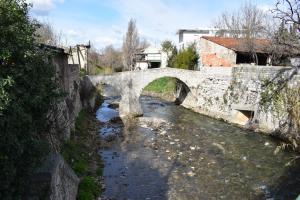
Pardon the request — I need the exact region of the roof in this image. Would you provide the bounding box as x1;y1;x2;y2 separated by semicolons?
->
201;36;271;54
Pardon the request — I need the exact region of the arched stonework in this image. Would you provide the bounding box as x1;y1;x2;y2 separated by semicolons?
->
87;68;232;117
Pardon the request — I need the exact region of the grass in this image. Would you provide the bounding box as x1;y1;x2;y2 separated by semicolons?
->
90;66;114;75
77;176;101;200
144;77;176;94
62;109;103;200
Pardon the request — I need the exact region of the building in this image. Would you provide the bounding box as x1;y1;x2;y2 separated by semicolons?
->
134;47;168;70
67;42;91;72
199;36;271;67
176;28;240;51
177;28;221;50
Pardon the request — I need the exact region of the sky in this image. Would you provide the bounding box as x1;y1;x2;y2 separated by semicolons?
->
27;0;276;50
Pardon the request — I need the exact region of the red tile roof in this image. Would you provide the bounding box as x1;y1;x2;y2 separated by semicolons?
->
202;36;271;53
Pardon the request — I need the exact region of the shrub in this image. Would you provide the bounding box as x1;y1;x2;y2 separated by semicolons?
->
0;0;61;198
77;176;101;200
171;44;198;70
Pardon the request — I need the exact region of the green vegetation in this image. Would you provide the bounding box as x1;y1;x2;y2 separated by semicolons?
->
144;77;176;94
62;110;103;200
0;0;62;198
77;176;101;200
261;80;300;149
161;40;198;70
90;66;114;75
170;44;198;70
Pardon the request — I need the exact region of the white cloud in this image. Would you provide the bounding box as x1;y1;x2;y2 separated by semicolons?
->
27;0;64;15
31;0;275;49
258;4;273;13
101;0;211;47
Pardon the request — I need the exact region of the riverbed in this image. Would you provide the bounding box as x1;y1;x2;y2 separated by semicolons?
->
97;93;300;200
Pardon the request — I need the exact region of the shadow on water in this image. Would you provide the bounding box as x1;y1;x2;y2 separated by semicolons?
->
100;120;176;200
265;158;300;200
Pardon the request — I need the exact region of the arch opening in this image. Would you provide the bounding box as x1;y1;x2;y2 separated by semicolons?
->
140;76;191;105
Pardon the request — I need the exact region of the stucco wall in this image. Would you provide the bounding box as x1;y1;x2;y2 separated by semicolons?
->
68;46;88;70
199;38;237;67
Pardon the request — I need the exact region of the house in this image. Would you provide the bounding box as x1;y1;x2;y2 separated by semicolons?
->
199;36;271;67
67;42;91;72
134;47;168;70
177;28;239;51
177;28;221;50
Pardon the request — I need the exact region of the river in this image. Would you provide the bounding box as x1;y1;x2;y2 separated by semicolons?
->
96;89;300;200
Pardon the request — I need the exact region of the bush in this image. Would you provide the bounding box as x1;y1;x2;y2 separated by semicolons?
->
0;0;61;198
171;44;198;70
77;176;101;200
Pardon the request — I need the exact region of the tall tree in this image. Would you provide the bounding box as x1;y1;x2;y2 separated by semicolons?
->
161;40;177;67
122;19;140;71
101;45;123;72
215;2;268;64
215;2;267;38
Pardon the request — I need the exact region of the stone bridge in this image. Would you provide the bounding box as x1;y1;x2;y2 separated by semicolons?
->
85;66;299;139
86;67;233;117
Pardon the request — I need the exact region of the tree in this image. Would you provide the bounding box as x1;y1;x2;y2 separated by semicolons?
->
139;38;150;50
161;40;177;67
215;2;267;38
171;44;198;70
215;2;268;64
122;19;140;71
0;0;61;198
271;0;300;57
34;22;61;46
101;45;123;72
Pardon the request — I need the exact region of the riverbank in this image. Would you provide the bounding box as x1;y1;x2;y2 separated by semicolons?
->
62;109;104;200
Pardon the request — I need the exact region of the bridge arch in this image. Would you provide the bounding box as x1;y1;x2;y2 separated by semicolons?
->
87;68;203;117
138;76;191;106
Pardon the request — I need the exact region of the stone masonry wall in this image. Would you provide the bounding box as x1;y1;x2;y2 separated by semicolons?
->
183;65;299;136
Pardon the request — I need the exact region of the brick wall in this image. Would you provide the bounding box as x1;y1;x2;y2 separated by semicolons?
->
199;38;237;67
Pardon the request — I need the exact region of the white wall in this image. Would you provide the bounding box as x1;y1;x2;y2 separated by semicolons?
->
135;62;149;70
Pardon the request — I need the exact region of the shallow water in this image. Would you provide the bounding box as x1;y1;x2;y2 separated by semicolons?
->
97;95;300;200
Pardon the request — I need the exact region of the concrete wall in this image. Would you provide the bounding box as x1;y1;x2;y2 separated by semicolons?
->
199;38;237;67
